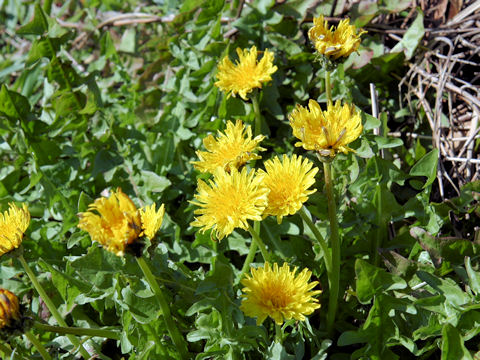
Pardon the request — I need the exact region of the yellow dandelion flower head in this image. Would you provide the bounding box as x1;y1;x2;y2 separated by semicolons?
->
308;15;366;60
240;262;322;325
0;288;20;330
140;203;165;240
190;167;269;240
78;188;165;256
0;203;30;257
214;46;278;100
289;99;363;157
192;120;266;174
259;154;318;224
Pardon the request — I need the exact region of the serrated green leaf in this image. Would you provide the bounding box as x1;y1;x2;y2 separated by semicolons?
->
417;271;471;308
465;257;480;296
410;149;439;189
17;3;48;35
140;170;172;193
355;259;407;304
441;323;473;360
391;10;424;59
120;286;158;324
0;85;31;122
374;135;403;149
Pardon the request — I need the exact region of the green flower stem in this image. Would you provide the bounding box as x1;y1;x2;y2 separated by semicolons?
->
324;162;340;336
17;254;91;359
240;221;260;279
275;323;282;343
247;223;270;262
325;69;332;104
251;93;262;137
212;240;218;273
136;257;189;359
25;331;52;360
373;159;386;266
298;206;332;275
34;322;121;340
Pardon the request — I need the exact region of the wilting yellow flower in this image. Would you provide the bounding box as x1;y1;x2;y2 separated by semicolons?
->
0;203;30;257
140;204;165;240
0;289;20;330
240;262;321;325
215;46;277;100
78;189;165;256
190;168;268;240
192;120;266;174
289;100;363;157
308;15;366;60
259;155;318;224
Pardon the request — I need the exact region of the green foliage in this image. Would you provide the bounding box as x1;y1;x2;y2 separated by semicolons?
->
0;0;478;359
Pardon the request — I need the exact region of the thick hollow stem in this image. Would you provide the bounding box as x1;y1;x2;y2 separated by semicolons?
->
239;221;261;279
373;159;386;266
247;223;270;262
298;206;332;275
325;70;332;104
240;236;258;279
324;162;340;336
136;257;189;359
251;93;262;137
25;331;53;360
275;323;283;343
34;322;121;340
211;240;218;273
18;255;91;359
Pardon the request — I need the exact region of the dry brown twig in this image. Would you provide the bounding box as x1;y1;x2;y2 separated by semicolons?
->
397;1;480;198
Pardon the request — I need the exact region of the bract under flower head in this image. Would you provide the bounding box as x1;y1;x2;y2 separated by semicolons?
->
308;15;366;60
190;167;269;240
259;154;318;223
0;288;20;330
289;99;363;157
0;203;30;257
240;262;321;325
192;120;266;174
214;46;277;100
78;188;165;256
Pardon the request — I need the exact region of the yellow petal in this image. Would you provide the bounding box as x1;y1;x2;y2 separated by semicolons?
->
140;203;165;240
0;203;30;257
289;99;363;156
192;120;265;174
214;46;278;100
308;16;366;60
240;262;321;325
190;167;269;240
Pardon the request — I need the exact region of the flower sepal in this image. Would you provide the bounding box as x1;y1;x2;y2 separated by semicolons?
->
125;237;147;258
0;289;33;341
1;245;24;260
314;54;337;71
316;151;335;163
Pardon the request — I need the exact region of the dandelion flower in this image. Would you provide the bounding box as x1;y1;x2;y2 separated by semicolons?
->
259;155;318;224
308;15;366;60
190;167;268;240
0;203;30;257
240;262;321;325
192;120;266;173
140;203;165;240
215;46;277;100
0;288;20;330
289;99;363;157
78;188;165;256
